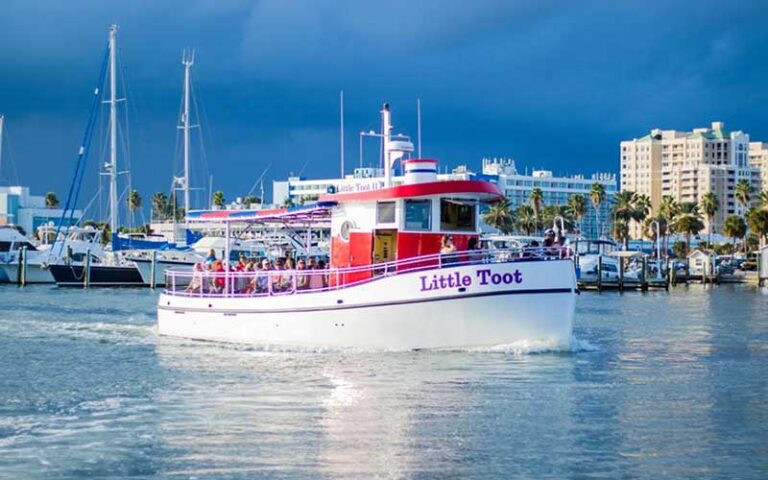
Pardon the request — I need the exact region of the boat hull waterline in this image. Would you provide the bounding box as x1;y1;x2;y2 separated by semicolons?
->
49;264;144;287
0;264;55;284
158;259;577;350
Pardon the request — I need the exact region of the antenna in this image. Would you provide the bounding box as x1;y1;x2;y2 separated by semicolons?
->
340;90;345;177
417;98;422;158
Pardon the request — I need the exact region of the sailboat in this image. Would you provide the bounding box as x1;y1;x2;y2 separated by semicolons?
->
49;25;145;286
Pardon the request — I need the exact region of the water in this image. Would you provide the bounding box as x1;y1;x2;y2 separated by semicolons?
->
1;285;766;479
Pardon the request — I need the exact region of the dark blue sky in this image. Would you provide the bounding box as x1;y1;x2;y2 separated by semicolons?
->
1;0;767;214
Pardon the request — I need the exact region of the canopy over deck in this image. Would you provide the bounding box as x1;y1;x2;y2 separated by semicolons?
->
319;180;503;203
186;202;336;225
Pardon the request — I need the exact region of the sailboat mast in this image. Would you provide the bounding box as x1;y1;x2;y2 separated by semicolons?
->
182;51;194;217
0;115;4;180
108;24;119;236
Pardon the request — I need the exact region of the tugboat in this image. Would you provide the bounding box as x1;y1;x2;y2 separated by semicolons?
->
157;104;577;350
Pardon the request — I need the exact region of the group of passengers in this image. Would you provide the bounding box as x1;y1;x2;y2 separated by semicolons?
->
185;249;328;294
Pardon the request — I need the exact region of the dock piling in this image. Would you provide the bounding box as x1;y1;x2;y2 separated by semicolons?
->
18;246;27;287
597;256;603;292
83;249;91;289
149;250;157;290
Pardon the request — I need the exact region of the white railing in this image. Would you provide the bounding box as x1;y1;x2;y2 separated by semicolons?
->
164;247;572;298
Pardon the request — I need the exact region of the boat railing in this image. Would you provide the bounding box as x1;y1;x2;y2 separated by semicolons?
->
163;246;572;298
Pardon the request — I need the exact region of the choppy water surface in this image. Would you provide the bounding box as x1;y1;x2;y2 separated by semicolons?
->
1;285;766;479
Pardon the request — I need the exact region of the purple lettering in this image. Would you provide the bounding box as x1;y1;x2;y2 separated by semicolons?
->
461;275;472;287
420;276;431;291
514;269;523;283
502;273;513;284
491;273;502;284
476;269;492;285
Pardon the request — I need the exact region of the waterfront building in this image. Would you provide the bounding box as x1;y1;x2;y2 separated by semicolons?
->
0;186;81;236
478;158;617;238
272;158;617;238
749;142;768;192
620;121;761;237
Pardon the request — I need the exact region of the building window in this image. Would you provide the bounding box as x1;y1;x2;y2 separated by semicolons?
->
404;199;431;231
376;201;396;224
440;198;476;232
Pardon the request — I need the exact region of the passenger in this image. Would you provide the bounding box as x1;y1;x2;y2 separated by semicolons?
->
185;262;205;293
466;237;484;264
205;248;217;266
211;259;226;293
309;260;327;290
257;258;271;293
543;229;556;248
296;258;309;290
284;257;295;270
440;234;457;265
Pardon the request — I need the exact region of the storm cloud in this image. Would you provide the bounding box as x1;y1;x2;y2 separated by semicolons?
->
1;0;766;214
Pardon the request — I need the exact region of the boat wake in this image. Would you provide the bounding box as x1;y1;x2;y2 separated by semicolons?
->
462;336;599;355
162;336;599;356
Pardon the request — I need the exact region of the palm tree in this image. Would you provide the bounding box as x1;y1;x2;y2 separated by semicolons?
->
151;192;168;222
642;215;667;244
612;191;635;223
612;218;629;247
516;204;537;236
567;194;586;234
127;189;142;214
483;199;515;234
658;196;679;255
45;192;59;208
590;182;606;238
529;188;544;234
632;193;651;227
282;197;295;208
671;202;704;255
758;190;768;210
746;208;768;249
242;195;260;207
612;191;636;248
541;205;574;233
734;179;753;213
699;192;719;248
722;214;747;254
212;191;226;209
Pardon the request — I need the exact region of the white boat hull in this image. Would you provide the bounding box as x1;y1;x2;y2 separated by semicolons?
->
133;258;194;287
0;263;55;284
158;259;577;350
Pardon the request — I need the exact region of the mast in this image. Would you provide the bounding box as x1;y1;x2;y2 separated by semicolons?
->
339;90;345;178
0;115;4;181
181;50;194;218
108;24;119;243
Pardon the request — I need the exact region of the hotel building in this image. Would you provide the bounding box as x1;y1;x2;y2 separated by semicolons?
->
620;121;761;236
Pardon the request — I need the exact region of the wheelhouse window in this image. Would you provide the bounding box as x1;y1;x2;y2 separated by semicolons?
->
404;199;431;231
376;201;396;224
440;198;476;232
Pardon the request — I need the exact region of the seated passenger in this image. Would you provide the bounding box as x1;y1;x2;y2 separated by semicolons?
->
296;258;309;290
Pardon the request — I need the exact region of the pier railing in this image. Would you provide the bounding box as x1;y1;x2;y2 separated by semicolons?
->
163;246;572;298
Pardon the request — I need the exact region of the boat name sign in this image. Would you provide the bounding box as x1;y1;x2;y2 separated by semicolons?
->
419;268;523;292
